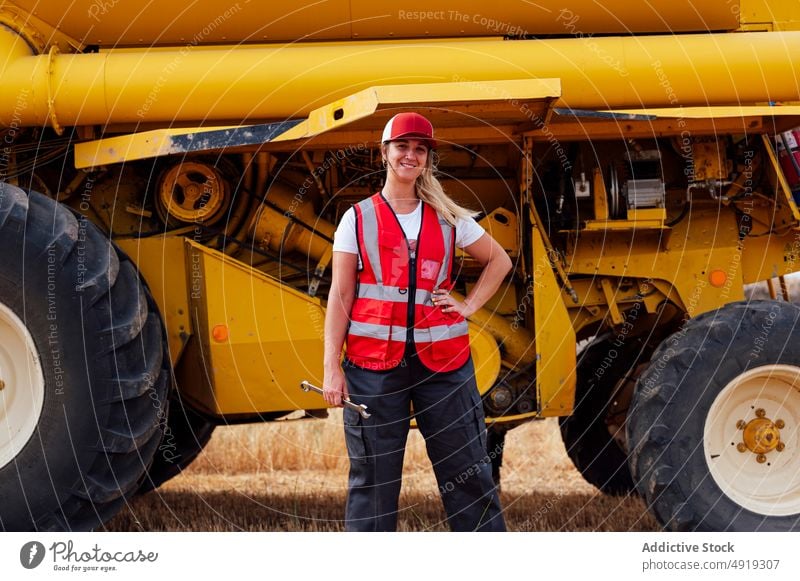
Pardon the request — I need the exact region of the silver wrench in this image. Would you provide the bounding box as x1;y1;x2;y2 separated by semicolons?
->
300;380;371;419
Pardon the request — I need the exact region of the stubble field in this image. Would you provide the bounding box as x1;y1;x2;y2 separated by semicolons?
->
107;412;660;532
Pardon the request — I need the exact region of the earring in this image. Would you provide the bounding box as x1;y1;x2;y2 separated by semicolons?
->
382;159;387;168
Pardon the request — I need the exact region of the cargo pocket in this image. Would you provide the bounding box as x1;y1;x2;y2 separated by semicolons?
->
343;407;368;464
468;386;488;453
348;300;394;362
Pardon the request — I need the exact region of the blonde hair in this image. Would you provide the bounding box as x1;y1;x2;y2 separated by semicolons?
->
383;144;479;226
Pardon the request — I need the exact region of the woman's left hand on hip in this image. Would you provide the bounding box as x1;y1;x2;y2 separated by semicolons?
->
432;288;473;317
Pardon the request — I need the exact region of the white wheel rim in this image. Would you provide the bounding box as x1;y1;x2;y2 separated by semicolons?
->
704;364;800;516
0;301;45;469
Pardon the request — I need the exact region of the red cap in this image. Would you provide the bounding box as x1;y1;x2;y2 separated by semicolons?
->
381;112;436;148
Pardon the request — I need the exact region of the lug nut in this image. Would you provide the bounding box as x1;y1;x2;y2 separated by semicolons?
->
736;420;746;429
776;419;785;429
737;443;748;453
755;408;766;418
756;454;767;463
0;379;5;391
777;442;786;452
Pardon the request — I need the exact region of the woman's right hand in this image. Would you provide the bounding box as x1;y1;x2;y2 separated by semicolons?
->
323;367;349;407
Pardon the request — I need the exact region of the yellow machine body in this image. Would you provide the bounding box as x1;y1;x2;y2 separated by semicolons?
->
2;0;800;426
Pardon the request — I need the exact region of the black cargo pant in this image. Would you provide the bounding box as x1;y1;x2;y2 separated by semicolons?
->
342;349;506;532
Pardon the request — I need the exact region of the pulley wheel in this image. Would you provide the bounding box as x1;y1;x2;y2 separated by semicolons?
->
156;161;229;226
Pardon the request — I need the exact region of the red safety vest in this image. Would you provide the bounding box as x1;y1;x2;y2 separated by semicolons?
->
346;193;471;372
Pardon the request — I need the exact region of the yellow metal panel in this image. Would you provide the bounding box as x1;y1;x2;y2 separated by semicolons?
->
741;230;800;283
567;206;747;318
628;207;667;224
532;228;576;416
456;207;518;260
274;78;562;143
480;208;518;256
75;127;204;169
181;239;327;416
74;121;301;169
115;236;191;365
74;79;560;167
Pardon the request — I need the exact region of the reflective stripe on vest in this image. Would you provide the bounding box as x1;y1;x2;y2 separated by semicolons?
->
345;193;471;372
358;196;383;284
436;218;453;289
357;282;431;305
347;321;409;342
348;321;470;345
414;321;469;342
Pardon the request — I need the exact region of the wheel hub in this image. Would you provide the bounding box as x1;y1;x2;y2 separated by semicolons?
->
738;410;785;457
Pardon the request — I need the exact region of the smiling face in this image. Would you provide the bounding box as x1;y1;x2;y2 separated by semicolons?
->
383;139;430;185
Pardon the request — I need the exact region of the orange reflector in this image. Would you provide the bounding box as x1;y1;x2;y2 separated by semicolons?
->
212;324;229;342
709;269;727;288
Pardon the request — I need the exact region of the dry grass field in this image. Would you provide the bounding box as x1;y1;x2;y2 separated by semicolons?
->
107;412;660;532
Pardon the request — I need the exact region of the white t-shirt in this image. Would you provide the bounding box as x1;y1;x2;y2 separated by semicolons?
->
332;201;485;260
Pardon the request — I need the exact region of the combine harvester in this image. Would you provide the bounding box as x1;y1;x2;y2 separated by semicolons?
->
0;0;799;531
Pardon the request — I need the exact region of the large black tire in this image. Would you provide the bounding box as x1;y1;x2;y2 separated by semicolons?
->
139;391;216;491
559;337;640;495
628;301;800;531
0;185;169;531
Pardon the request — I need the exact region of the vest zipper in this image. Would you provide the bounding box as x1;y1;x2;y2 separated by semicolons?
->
381;193;424;347
407;249;417;346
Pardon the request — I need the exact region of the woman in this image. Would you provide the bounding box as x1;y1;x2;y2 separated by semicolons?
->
323;112;511;532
